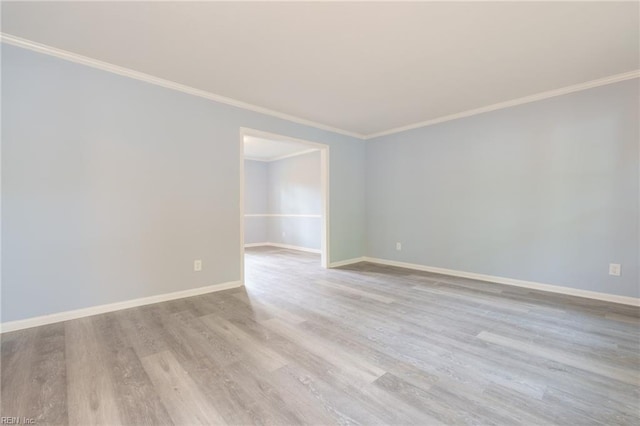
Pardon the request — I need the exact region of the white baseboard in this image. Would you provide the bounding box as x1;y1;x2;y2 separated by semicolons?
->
363;257;640;307
244;242;321;254
329;257;367;268
268;243;320;254
0;280;243;333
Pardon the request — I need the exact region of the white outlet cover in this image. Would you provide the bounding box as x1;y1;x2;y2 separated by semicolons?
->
194;260;203;272
396;242;402;251
609;263;621;276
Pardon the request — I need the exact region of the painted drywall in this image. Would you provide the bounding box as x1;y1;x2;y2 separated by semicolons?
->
268;151;321;215
266;216;321;250
366;79;640;298
267;151;321;249
244;160;268;244
244;160;268;214
243;152;322;250
1;44;366;322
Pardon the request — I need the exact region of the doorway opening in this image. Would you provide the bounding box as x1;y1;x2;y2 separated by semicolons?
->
239;128;329;283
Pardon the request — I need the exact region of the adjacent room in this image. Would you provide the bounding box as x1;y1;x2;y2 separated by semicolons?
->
243;132;328;270
1;2;639;425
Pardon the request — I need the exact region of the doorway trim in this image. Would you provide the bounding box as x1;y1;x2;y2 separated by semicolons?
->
239;128;330;283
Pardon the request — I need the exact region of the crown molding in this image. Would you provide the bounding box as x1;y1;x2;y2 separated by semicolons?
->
2;33;638;141
245;147;319;163
365;69;640;139
270;147;319;162
0;33;365;139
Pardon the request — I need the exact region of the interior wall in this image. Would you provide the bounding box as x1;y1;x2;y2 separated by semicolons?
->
267;151;322;250
4;42;636;325
366;79;640;298
244;160;268;244
1;45;367;323
243;151;322;251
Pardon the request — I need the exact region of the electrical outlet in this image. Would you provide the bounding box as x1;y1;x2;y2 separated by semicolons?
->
609;263;621;276
396;242;402;251
194;259;202;272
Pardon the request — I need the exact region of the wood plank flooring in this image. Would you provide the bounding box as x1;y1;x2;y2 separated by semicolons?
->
2;246;639;425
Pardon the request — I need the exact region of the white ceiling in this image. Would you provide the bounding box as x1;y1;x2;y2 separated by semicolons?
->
244;136;317;162
2;2;639;137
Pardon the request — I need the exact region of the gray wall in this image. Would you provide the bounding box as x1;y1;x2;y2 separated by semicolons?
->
244;160;268;244
366;79;639;298
266;216;321;250
267;151;321;250
243;151;322;250
244;160;268;214
3;43;636;324
2;45;367;322
268;151;321;215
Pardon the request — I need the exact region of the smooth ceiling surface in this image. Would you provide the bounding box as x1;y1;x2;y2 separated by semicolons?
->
2;2;639;136
244;136;316;161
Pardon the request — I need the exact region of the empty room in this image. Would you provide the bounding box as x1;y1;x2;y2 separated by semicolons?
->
1;2;638;425
243;132;329;271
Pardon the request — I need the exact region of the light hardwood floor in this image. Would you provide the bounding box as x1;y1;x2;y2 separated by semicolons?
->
2;247;639;425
